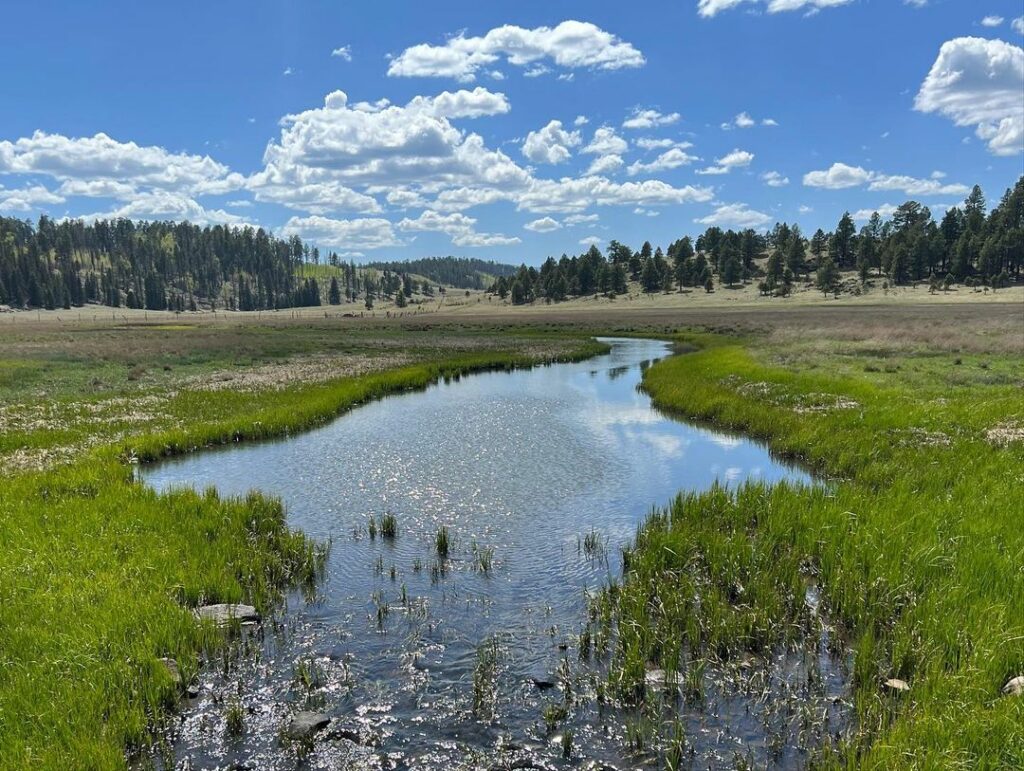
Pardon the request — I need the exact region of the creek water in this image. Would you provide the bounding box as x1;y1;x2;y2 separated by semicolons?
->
142;338;849;770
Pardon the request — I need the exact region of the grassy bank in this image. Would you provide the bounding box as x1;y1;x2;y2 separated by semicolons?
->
600;329;1023;767
0;323;605;769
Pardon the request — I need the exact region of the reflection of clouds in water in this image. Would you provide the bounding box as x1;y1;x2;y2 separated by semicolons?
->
622;428;690;460
725;467;743;483
589;403;664;428
707;432;744;450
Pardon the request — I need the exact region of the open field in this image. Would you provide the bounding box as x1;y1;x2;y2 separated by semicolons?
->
0;295;1020;768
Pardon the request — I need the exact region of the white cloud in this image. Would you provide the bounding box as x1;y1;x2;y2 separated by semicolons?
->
762;118;779;126
331;45;353;61
734;112;755;128
0;131;241;196
57;179;137;198
802;162;872;188
696;148;754;175
522;120;582;164
283;66;294;76
253;89;530;206
387;20;644;81
915;37;1024;155
694;203;772;228
798;204;813;214
1014;17;1024;35
524;216;562;232
803;161;971;195
574;115;589;127
627;147;699;175
397;209;520;246
579;236;602;246
761;170;790;187
636;137;684;150
851;204;899;221
980;16;1003;28
385;189;427;209
868;174;968;196
622;108;681;130
582;126;629;156
524;64;550;78
79;191;250;226
564;213;599;226
488;69;506;80
515;176;713;214
282;215;399;250
697;0;853;18
634;207;660;216
586;154;625;175
0;184;65;212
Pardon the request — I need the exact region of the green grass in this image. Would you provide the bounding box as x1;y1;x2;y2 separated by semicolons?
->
599;333;1024;768
0;324;606;770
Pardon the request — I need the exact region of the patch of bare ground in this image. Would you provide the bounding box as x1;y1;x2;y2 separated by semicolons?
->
985;421;1024;447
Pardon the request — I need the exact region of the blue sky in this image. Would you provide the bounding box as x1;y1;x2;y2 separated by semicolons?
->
0;0;1022;263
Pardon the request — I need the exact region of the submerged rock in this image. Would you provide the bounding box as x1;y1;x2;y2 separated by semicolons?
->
195;603;260;626
1003;675;1024;696
530;677;556;690
286;711;330;741
884;678;910;693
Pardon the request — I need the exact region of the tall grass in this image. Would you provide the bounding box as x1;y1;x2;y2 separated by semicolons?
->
0;334;607;770
603;336;1024;767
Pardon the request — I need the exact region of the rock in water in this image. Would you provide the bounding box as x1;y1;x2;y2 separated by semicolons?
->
194;603;260;626
884;678;910;693
1003;675;1024;696
286;711;330;741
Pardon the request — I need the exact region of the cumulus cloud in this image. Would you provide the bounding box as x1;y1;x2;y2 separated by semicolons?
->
522;120;582;164
761;170;790;187
980;16;1003;28
564;213;599;226
78;191;250;226
696;148;754;175
514;176;712;214
282;215;399;250
635;137;693;151
914;37;1023;155
1014;17;1024;35
850;204;900;221
574;115;589;126
586;154;625;175
622;108;681;130
524;216;562;232
579;235;602;246
582;126;629;156
397;209;520;246
627;147;699;175
802;162;871;188
387;20;644;81
697;0;852;18
251;88;529;213
694;203;772;228
0;184;65;212
331;45;353;60
0;130;242;195
803;162;970;195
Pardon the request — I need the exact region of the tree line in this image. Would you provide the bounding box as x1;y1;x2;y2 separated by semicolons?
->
491;177;1024;303
0;217;449;311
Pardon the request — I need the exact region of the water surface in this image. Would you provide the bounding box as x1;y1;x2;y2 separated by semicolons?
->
143;338;845;769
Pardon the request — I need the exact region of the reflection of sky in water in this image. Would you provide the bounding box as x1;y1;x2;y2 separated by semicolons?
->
140;338;815;769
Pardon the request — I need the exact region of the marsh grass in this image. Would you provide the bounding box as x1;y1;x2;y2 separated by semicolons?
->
0;325;605;769
602;334;1024;767
434;525;451;559
472;636;501;720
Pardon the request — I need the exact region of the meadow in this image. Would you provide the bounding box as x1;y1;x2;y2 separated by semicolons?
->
0;296;1020;768
0;319;604;769
596;309;1024;767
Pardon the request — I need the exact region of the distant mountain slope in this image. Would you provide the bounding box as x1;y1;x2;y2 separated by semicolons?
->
363;257;519;289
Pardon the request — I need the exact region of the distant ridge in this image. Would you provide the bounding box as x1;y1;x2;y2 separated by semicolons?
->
364;257;519;290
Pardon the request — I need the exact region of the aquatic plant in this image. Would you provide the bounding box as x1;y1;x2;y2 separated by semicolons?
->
434;526;450;559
